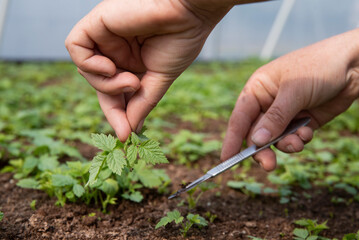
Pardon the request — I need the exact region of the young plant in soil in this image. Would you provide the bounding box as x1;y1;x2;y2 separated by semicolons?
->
339;231;359;240
177;182;217;209
3;131;169;212
0;211;3;221
293;219;329;240
155;210;208;237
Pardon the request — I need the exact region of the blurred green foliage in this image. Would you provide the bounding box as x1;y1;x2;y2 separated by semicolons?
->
1;59;359;208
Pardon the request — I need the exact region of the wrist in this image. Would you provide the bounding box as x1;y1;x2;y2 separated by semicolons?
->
179;0;233;27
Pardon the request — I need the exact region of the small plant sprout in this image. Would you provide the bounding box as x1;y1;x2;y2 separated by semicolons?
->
88;212;96;217
205;211;217;223
30;200;36;210
184;182;217;209
227;180;264;197
0;211;3;221
293;219;329;240
340;230;359;240
156;210;208;237
181;213;208;237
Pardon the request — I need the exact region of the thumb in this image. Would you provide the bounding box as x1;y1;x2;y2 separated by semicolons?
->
251;86;303;146
126;71;174;132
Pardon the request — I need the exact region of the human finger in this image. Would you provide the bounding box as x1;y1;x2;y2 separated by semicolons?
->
97;91;132;142
250;83;304;147
275;134;304;153
78;69;141;95
126;71;175;133
252;148;277;171
65;21;117;77
221;87;261;161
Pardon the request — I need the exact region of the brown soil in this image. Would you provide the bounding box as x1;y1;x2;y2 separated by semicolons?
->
1;121;358;239
1;157;359;240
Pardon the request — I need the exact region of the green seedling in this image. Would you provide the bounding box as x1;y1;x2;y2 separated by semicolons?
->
0;211;3;221
183;182;217;209
227;180;263;197
340;231;359;240
293;218;329;240
155;210;208;237
30;200;36;210
205;211;217;223
7;131;169;212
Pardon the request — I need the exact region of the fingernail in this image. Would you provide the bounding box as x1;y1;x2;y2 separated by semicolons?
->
123;87;135;93
251;128;272;146
136;119;145;133
286;144;295;153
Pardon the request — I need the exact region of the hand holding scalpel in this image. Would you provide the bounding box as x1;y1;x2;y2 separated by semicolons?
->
168;117;311;199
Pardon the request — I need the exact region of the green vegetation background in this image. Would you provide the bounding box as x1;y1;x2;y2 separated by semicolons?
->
1;60;359;206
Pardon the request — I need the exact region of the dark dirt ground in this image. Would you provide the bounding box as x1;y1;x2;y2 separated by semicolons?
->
1;156;359;240
1;121;359;240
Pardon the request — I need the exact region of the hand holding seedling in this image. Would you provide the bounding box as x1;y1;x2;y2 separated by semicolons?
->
65;0;241;141
221;29;359;171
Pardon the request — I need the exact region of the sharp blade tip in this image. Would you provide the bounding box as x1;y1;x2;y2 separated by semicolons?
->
168;193;177;200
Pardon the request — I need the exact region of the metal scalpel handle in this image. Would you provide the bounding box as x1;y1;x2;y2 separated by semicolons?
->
207;116;311;177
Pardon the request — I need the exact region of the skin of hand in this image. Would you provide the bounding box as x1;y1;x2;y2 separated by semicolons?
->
221;28;359;171
65;0;237;142
65;0;270;142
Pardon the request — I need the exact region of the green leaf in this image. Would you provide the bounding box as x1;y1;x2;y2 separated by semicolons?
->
293;228;309;239
263;187;278;194
135;167;162;188
30;200;36;210
334;183;358;196
126;145;138;166
87;154;106;186
127;191;143;203
155;216;171;229
91;133;117;151
245;182;263;194
73;184;85;197
23;156;39;171
307;236;318;240
38;155;59;171
17;178;40;189
51;174;76;187
107;149;126;175
131;133;140;145
169;210;184;224
65;191;75;201
186;213;208;227
9;159;23;169
342;232;359;240
294;219;311;227
155;210;184;229
67;161;91;176
138;139;168;164
227;181;246;189
98;168;112;180
99;178;119;196
0;212;3;221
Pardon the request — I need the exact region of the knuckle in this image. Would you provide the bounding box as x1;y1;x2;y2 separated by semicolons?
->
265;105;287;128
